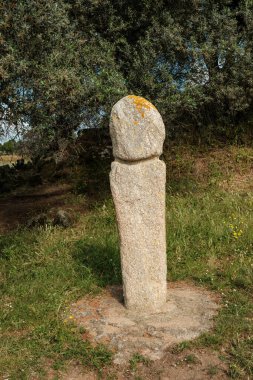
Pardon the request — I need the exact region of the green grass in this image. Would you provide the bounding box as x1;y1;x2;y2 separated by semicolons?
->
167;191;253;378
0;187;253;378
0;225;113;379
129;353;150;372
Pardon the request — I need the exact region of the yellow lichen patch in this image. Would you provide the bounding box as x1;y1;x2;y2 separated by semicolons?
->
128;95;156;118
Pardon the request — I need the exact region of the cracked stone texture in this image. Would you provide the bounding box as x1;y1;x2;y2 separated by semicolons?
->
70;283;220;365
110;95;165;161
110;158;167;311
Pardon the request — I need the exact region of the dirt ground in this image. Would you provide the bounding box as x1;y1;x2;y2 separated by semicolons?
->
0;183;81;233
69;283;221;365
58;346;229;380
59;283;229;380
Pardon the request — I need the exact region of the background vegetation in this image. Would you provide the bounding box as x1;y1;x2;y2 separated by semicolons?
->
0;139;17;154
1;0;253;156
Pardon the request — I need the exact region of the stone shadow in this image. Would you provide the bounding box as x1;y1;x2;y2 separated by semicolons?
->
72;240;122;287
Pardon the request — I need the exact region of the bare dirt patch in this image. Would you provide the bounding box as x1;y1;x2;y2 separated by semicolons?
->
166;146;253;193
57;348;228;380
124;348;228;380
55;282;228;379
68;282;220;366
219;171;253;192
0;183;84;233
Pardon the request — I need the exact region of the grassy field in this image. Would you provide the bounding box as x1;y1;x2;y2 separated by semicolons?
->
0;146;253;379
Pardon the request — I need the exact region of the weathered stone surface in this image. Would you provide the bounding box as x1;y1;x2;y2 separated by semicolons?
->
110;95;165;161
110;95;167;312
110;157;167;311
69;283;220;365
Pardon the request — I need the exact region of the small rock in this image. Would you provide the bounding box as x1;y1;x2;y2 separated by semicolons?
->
53;210;73;228
27;213;49;227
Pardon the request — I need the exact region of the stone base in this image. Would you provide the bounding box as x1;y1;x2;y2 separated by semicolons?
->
69;282;220;365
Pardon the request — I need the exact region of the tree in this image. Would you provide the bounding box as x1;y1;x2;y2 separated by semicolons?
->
75;0;253;133
0;139;16;154
0;0;126;156
0;0;252;155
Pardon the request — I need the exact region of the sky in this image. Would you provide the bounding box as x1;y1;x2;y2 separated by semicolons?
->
0;123;18;144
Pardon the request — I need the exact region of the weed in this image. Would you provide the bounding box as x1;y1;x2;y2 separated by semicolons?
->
184;354;199;364
171;341;191;354
207;364;219;377
129;353;150;372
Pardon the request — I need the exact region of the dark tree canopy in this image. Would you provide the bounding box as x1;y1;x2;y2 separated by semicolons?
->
0;0;252;154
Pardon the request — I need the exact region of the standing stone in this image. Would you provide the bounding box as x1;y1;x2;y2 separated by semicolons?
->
110;95;167;312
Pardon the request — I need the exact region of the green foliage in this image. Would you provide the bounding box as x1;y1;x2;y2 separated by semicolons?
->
0;0;127;155
129;353;150;371
1;1;253;154
0;139;16;154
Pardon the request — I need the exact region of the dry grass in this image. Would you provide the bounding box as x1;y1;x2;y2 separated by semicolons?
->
165;145;253;193
0;154;22;166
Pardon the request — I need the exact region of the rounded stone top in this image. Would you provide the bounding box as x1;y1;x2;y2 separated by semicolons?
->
110;95;165;161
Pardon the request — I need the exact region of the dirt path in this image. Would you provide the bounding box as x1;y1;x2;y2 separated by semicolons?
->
56;347;228;380
0;184;78;233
